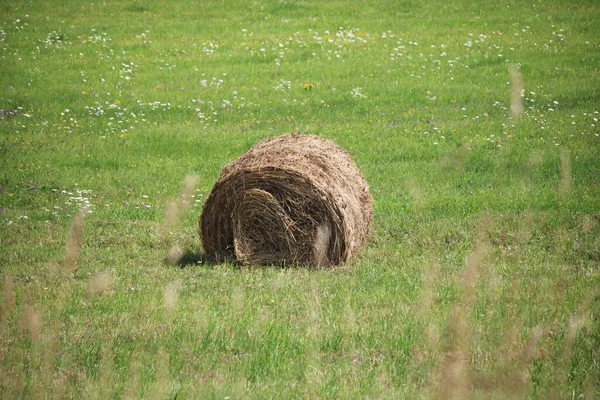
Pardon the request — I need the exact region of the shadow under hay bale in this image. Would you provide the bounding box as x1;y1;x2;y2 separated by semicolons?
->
200;134;373;267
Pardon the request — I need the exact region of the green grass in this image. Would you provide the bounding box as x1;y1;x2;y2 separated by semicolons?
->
1;0;599;398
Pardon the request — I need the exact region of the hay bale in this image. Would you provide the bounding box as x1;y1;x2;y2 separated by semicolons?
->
200;134;373;266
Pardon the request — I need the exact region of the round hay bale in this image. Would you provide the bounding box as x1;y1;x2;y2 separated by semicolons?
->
200;134;373;266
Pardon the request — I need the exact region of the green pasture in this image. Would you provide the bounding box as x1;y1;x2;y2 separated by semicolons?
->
1;0;599;398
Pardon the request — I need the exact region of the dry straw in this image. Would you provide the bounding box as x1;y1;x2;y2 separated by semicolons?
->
558;149;572;198
509;63;524;119
87;272;114;296
21;302;42;343
437;226;489;399
200;134;373;266
161;175;199;236
1;275;15;322
164;244;184;266
164;280;180;314
64;209;88;274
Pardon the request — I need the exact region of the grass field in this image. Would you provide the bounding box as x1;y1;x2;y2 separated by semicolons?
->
1;0;599;398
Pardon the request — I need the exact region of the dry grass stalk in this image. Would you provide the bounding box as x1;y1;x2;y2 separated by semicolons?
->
526;150;544;170
452;144;470;172
437;236;488;399
164;244;184;266
562;317;583;362
84;343;114;400
462;241;488;296
509;64;524;118
87;272;114;295
149;350;170;400
269;271;287;291
438;309;470;400
406;176;426;210
503;326;543;397
522;327;543;364
313;223;332;267
548;291;597;399
416;258;439;356
558;149;572;198
1;275;15;322
21;302;42;343
306;280;322;340
164;280;180;314
515;212;533;246
376;367;392;397
427;324;441;352
161;175;198;264
577;289;599;316
304;279;324;393
64;209;87;274
438;144;469;174
343;298;358;338
584;374;595;400
488;277;536;395
548;317;586;400
161;175;199;236
41;333;60;399
411;259;440;397
230;286;246;314
122;357;141;400
97;344;113;399
28;330;59;400
200;134;373;266
580;214;595;233
552;228;567;259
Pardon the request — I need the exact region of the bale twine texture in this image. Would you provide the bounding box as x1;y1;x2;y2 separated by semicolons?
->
200;134;373;266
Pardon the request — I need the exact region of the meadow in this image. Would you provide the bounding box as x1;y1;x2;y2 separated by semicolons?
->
1;0;599;398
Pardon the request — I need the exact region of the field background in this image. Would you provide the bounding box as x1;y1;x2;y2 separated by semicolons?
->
1;0;599;398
